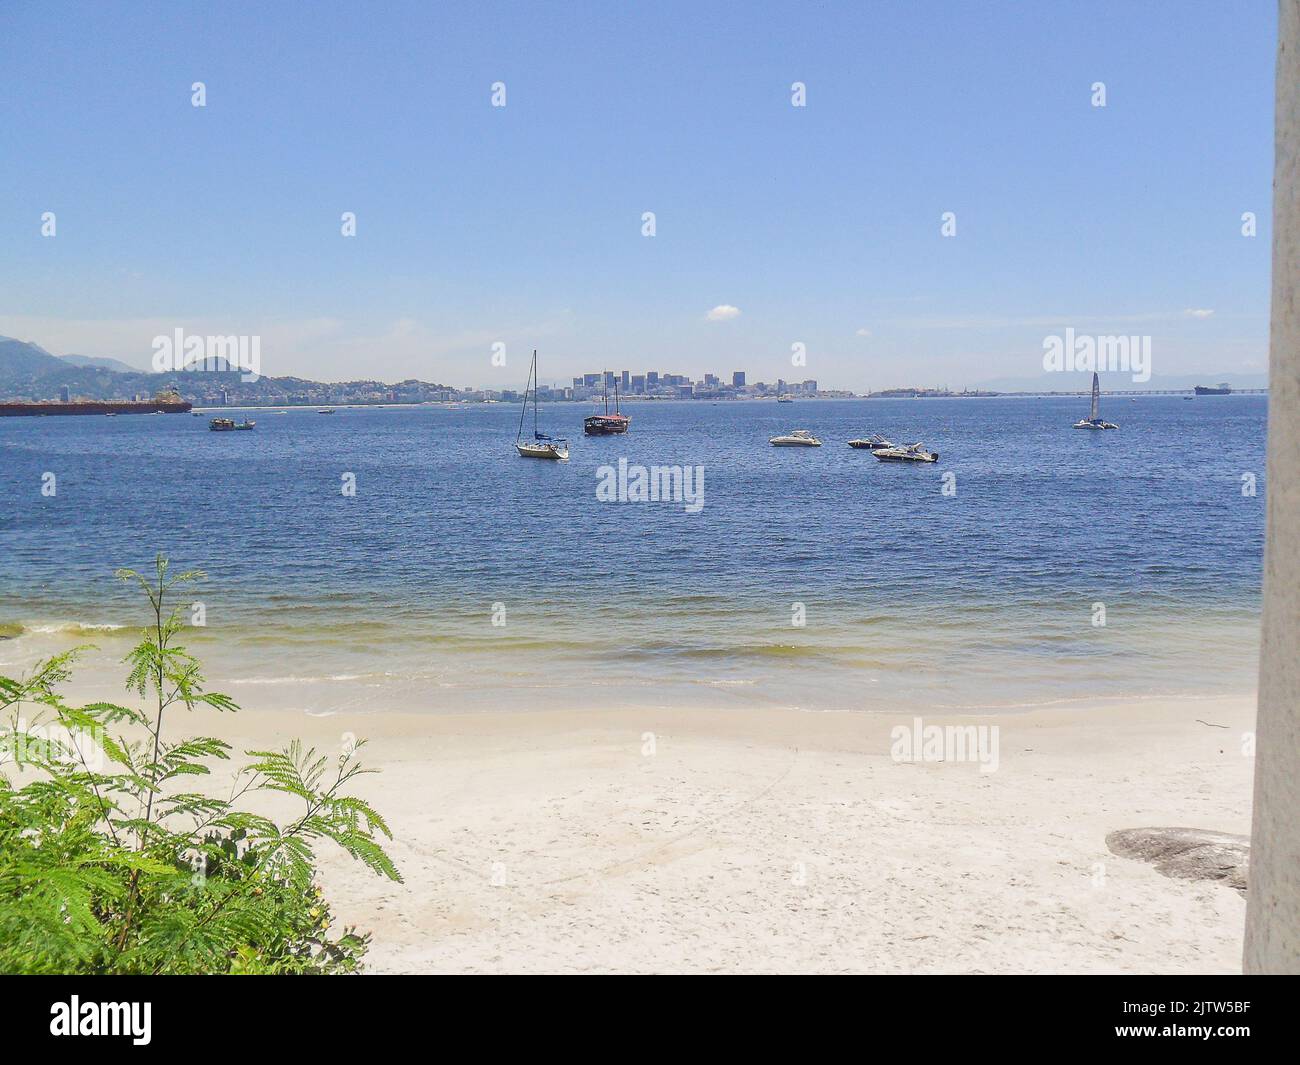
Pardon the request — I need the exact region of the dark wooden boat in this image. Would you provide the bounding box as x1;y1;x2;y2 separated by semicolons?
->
584;372;630;435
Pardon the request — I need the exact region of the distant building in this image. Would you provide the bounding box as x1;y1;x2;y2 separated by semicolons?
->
803;379;818;394
59;385;71;403
583;373;601;388
621;370;630;393
647;371;659;389
732;371;745;388
704;373;718;387
631;374;645;394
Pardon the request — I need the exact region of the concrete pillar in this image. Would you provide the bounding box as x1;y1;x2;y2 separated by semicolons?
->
1244;0;1300;974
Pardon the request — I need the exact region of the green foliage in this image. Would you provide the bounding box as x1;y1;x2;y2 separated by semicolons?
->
0;555;400;974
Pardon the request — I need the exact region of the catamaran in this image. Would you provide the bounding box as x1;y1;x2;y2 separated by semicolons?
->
515;350;569;460
1073;372;1118;429
584;372;630;435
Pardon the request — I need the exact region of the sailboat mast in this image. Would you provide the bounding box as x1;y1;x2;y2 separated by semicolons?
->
1090;372;1100;421
516;353;532;442
603;370;609;415
533;350;539;438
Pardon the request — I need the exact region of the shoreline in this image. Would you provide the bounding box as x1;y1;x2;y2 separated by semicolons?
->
199;695;1256;974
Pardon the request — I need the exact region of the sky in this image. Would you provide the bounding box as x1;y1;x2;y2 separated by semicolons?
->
0;0;1279;390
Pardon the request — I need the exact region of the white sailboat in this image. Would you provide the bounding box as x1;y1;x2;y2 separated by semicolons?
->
1073;372;1118;430
515;350;569;460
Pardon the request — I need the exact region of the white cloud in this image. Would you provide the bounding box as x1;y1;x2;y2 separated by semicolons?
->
706;304;741;321
1184;308;1215;319
855;327;872;337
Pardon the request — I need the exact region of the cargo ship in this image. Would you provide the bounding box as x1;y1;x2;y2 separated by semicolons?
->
0;390;192;417
1193;383;1232;396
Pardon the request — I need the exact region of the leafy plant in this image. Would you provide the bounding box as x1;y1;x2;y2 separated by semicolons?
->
0;555;400;974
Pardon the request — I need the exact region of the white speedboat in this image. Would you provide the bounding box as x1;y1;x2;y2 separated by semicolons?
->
776;394;795;403
848;433;893;450
770;429;821;447
873;442;939;463
1073;372;1118;429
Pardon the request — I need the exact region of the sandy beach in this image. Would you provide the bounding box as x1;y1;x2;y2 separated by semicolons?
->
202;695;1256;974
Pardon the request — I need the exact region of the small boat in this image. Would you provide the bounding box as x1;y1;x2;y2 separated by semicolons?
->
776;394;795;403
584;372;630;435
515;350;569;460
234;420;255;430
848;433;893;450
276;410;288;415
209;418;235;431
770;429;821;447
105;413;117;418
1073;373;1118;429
873;442;939;463
318;408;336;415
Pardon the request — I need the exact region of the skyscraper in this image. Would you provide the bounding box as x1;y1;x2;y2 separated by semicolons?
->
732;371;745;388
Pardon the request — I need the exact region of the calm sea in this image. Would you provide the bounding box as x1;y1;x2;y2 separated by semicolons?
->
0;395;1266;715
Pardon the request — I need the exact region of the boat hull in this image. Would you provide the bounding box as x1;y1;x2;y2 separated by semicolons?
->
583;415;629;435
0;400;192;417
516;442;568;460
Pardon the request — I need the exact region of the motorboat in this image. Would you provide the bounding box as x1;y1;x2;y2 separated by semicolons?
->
873;442;939;463
769;429;822;447
318;408;336;415
1073;372;1118;429
776;394;795;403
848;433;893;450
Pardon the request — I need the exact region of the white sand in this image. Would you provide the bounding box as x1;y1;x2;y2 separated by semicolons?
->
206;695;1257;974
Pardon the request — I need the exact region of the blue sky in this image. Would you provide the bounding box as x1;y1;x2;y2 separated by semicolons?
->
0;0;1277;389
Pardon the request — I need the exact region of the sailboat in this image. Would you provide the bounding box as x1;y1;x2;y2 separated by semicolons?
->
515;350;569;460
584;372;630;435
1073;372;1118;430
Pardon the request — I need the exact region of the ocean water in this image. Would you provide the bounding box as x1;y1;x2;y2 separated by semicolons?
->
0;395;1266;715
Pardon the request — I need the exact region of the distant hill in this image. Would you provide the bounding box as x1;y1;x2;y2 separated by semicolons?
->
60;353;142;374
0;336;66;378
0;335;454;405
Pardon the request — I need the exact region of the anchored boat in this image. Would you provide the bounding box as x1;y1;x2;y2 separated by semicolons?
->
848;433;893;450
770;429;822;447
1073;373;1118;429
515;350;569;460
584;372;630;435
873;442;939;463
